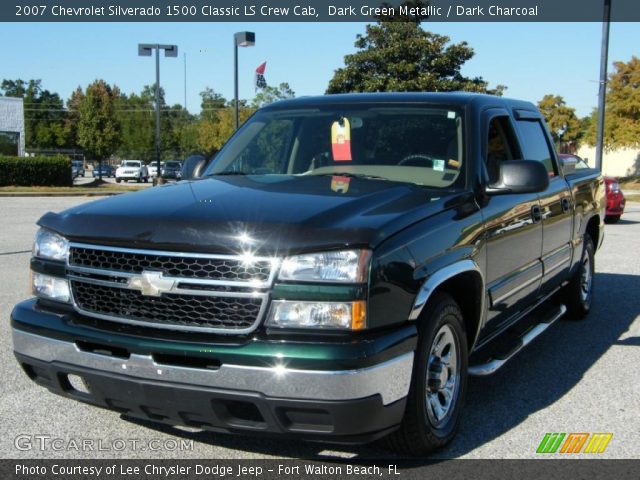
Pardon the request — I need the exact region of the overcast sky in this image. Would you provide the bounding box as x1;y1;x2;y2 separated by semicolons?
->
1;21;637;117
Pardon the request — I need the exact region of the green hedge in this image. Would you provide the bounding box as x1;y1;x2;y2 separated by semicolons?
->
0;156;72;187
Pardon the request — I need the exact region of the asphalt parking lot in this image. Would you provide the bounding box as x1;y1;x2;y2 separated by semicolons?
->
1;196;638;459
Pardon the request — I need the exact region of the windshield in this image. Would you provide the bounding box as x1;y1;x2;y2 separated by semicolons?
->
165;161;181;168
122;161;141;168
204;105;465;188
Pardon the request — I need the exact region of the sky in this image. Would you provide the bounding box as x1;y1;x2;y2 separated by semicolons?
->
0;21;638;117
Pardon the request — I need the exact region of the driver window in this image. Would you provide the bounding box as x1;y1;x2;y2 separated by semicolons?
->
486;116;519;184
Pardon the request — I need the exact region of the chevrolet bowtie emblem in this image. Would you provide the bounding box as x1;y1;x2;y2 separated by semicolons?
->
127;271;176;297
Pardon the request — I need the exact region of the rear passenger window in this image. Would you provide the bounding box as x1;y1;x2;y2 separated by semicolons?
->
516;120;556;176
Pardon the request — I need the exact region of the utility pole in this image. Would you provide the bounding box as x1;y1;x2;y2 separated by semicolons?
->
595;0;611;172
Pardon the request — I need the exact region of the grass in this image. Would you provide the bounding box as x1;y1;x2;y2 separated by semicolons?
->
626;194;640;203
0;179;148;194
619;176;640;189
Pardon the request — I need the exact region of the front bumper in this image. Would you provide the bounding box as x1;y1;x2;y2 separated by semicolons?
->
11;300;415;442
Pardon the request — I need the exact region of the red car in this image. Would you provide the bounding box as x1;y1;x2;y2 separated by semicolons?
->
559;154;625;224
604;176;626;223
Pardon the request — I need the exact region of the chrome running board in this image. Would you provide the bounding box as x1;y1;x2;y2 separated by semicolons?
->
468;304;567;376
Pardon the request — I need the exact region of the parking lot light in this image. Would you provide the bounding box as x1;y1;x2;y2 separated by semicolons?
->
233;32;255;131
138;43;178;185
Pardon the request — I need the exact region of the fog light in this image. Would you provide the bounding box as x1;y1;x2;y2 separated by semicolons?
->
267;300;366;330
32;272;71;303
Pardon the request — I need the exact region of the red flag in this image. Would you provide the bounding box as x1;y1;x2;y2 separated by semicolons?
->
255;62;267;75
255;62;267;91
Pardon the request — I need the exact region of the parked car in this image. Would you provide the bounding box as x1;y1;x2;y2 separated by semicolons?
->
115;160;148;183
92;164;114;178
12;93;605;455
559;154;625;223
161;161;183;180
71;161;85;178
604;176;626;223
147;162;164;178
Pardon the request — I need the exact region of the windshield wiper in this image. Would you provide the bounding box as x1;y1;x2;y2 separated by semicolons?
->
311;172;389;181
209;171;247;176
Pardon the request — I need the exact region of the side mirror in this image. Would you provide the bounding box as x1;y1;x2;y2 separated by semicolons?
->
486;160;549;195
180;155;209;180
559;156;576;175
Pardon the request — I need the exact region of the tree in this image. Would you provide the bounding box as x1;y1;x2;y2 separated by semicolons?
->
196;108;254;156
537;95;581;152
65;87;84;151
116;91;155;161
0;79;28;97
200;88;227;122
164;103;195;159
251;83;295;108
1;79;72;150
76;80;121;168
326;4;504;95
585;56;640;150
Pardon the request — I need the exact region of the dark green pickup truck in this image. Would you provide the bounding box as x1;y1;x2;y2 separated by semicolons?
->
12;93;605;454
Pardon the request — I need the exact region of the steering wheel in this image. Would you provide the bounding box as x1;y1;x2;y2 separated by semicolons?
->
398;154;435;167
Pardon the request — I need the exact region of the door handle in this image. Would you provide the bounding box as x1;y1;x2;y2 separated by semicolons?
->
561;197;571;212
531;205;542;223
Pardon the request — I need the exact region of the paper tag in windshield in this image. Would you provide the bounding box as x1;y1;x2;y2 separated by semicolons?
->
331;175;351;194
331;118;352;161
433;159;445;171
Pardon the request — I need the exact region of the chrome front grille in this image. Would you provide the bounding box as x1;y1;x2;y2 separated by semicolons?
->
69;246;273;284
67;243;277;333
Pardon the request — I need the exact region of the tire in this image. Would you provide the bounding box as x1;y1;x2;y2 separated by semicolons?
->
116;178;121;183
387;292;468;455
144;177;149;183
605;215;620;224
562;234;595;320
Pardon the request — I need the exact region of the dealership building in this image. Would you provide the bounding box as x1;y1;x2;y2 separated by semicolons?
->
0;96;25;156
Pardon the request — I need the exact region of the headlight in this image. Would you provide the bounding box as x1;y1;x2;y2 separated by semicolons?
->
32;272;71;303
32;228;69;262
267;300;366;330
278;250;371;283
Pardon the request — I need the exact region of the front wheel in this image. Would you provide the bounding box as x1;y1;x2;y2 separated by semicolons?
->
562;235;595;319
116;178;121;183
387;292;468;455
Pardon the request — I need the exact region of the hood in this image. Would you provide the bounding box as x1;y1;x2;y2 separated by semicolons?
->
39;175;460;255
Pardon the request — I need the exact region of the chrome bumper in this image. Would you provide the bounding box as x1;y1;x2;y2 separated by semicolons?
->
12;329;413;405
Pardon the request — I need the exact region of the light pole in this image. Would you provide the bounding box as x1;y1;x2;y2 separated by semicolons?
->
233;32;255;131
595;0;611;172
138;43;178;185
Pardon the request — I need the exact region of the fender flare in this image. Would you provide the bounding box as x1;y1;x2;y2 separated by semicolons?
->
408;259;485;350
